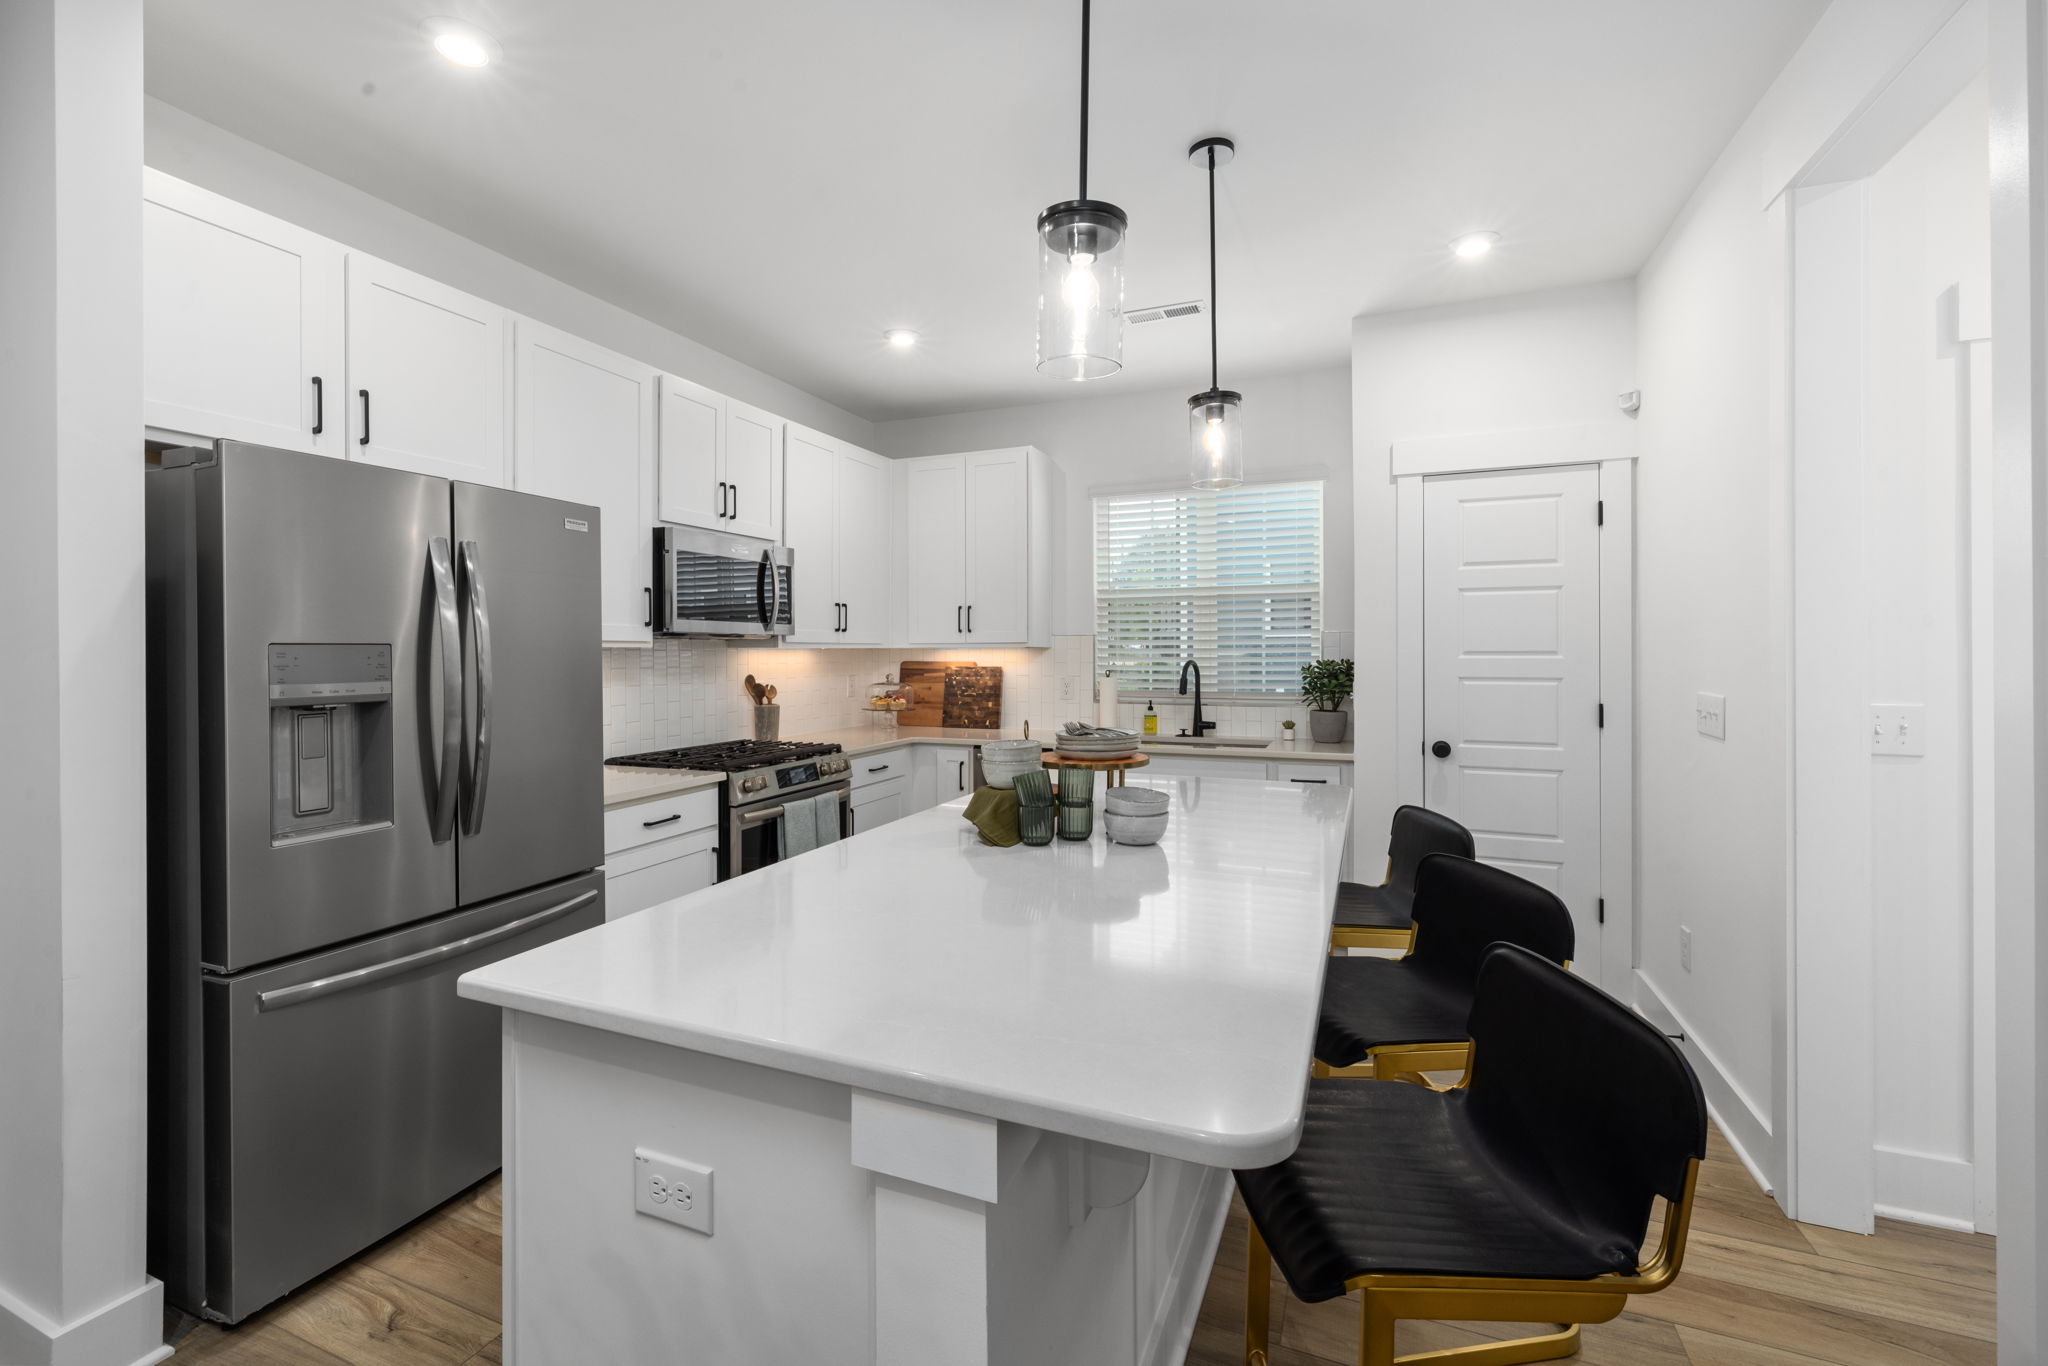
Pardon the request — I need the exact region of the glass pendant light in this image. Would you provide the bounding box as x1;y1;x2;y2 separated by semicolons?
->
1188;136;1243;489
1036;0;1127;380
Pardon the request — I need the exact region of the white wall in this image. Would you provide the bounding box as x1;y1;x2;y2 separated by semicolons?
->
143;98;876;449
872;365;1354;642
1633;0;1972;1206
0;2;167;1363
1349;280;1638;866
1863;77;1991;1226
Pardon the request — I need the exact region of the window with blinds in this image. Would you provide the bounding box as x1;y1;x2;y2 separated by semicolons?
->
1094;480;1323;697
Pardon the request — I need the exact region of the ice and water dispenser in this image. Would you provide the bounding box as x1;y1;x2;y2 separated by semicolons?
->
268;644;394;843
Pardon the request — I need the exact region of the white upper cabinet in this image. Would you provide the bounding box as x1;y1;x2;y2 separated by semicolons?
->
902;448;1053;647
784;424;891;645
657;379;784;542
722;400;784;542
656;376;724;528
143;170;345;456
904;459;968;644
513;320;657;645
345;254;510;486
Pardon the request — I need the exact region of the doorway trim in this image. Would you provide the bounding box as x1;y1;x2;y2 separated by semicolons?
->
1391;439;1637;994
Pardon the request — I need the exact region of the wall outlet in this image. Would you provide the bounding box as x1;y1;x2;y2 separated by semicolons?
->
1869;704;1926;756
1059;675;1078;702
633;1148;713;1235
1679;926;1693;973
1695;693;1725;741
845;675;856;700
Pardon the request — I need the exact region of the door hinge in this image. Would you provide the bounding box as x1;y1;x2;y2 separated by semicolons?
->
1597;500;1605;526
1598;702;1605;728
1598;897;1606;925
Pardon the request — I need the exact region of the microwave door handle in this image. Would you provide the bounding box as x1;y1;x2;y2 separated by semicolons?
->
428;538;462;843
459;539;493;837
771;550;784;630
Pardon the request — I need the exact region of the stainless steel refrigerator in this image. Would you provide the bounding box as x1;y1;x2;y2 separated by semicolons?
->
145;440;606;1323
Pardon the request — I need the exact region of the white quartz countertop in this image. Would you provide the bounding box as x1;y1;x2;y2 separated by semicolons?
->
790;725;1355;764
463;774;1352;1167
600;765;724;811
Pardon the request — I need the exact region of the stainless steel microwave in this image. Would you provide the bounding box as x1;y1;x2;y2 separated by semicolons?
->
653;525;793;639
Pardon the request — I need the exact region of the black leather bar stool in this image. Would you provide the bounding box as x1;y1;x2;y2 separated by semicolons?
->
1330;805;1474;953
1314;854;1572;1081
1236;944;1707;1366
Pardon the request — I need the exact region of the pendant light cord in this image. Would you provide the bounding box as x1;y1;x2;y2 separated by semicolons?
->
1207;146;1219;391
1078;0;1091;201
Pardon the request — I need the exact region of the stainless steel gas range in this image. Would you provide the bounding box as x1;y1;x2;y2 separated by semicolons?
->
607;740;853;880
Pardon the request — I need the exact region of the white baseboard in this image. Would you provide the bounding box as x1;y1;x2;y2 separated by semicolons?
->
1632;970;1780;1199
0;1276;169;1366
1874;1145;1979;1231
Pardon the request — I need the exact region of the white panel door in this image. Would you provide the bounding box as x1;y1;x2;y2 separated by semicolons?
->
657;375;725;529
905;458;968;644
723;399;784;542
346;254;508;485
1422;466;1603;975
964;450;1028;643
782;424;841;643
143;171;345;455
836;446;891;645
513;321;656;644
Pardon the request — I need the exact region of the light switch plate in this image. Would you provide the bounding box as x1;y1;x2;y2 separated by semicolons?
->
1695;693;1726;741
634;1148;713;1235
1870;704;1926;756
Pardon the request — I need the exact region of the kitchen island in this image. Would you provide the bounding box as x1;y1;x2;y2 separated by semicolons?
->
459;774;1351;1365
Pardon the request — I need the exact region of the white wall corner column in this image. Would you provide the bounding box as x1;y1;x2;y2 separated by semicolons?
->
0;1;167;1364
1989;0;2046;1356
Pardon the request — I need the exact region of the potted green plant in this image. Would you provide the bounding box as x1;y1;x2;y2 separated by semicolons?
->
1300;658;1354;743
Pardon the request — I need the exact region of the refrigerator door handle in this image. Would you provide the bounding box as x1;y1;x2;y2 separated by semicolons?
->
460;539;493;837
253;889;599;1012
428;537;462;843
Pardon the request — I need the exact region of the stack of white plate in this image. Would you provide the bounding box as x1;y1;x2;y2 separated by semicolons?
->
1055;733;1141;759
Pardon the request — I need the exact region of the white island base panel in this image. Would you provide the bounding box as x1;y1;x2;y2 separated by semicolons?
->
501;1011;1230;1366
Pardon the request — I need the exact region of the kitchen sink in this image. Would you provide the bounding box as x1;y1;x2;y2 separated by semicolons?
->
1142;736;1273;749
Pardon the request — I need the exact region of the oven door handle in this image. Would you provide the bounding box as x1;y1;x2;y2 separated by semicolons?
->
737;789;851;825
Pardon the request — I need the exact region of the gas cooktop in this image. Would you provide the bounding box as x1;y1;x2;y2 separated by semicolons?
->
605;739;844;773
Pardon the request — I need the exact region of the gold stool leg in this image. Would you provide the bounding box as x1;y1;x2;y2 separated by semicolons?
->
1246;1220;1273;1366
1388;1324;1580;1365
1360;1291;1398;1366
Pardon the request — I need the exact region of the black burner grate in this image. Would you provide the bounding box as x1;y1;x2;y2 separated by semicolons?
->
605;739;844;773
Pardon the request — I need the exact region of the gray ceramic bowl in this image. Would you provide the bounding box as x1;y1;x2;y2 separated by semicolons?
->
1103;786;1170;816
1103;809;1170;846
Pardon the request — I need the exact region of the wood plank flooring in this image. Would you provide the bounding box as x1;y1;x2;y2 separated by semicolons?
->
167;1123;1992;1366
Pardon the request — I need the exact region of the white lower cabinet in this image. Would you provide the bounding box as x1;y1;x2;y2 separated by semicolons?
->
850;780;909;834
1273;762;1352;787
1138;755;1250;781
603;790;719;919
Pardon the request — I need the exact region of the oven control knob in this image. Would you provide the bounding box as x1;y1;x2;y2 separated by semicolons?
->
742;775;766;793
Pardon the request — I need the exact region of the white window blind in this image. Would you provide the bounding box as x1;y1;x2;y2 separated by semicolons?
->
1094;480;1323;696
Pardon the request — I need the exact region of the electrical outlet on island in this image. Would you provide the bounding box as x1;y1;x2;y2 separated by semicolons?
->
1679;926;1693;973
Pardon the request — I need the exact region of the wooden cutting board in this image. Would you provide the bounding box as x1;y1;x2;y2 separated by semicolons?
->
943;666;1003;730
898;661;954;727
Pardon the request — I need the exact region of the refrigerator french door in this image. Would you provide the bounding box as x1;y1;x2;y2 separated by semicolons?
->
146;441;604;1323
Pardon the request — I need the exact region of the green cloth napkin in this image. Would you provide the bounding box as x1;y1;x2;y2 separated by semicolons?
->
962;786;1022;847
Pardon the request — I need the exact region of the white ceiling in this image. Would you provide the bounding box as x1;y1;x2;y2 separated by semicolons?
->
144;0;1826;423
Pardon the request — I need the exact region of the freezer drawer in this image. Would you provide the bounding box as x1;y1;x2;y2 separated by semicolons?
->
197;871;603;1322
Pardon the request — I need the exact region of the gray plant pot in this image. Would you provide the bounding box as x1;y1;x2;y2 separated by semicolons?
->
1307;709;1349;744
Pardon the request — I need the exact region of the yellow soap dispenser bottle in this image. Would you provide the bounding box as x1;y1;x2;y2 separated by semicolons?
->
1143;700;1158;735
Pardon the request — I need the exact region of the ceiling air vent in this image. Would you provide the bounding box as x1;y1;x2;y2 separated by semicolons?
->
1126;300;1206;326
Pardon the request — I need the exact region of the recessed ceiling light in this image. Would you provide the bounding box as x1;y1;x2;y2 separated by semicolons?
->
1451;231;1500;259
885;329;919;349
424;17;501;69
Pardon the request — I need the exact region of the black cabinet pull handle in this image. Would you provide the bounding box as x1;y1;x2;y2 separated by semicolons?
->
868;765;890;774
730;483;738;521
1289;778;1329;784
311;376;324;434
358;389;370;446
642;813;683;828
957;759;966;787
644;585;652;628
718;481;728;519
966;605;973;633
956;605;963;633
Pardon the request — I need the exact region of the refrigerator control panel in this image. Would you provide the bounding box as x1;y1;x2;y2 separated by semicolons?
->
268;643;394;704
